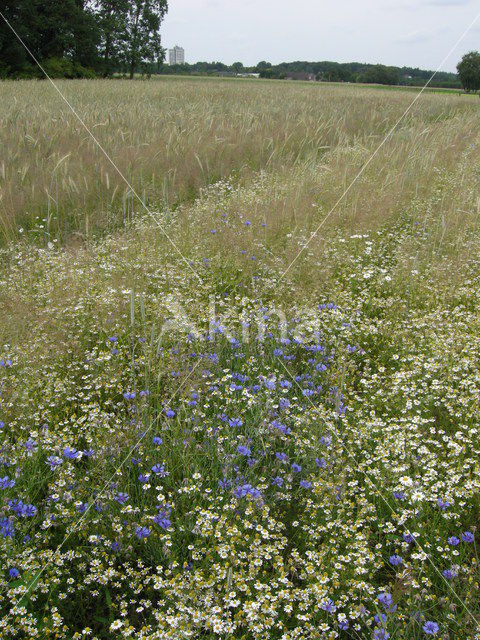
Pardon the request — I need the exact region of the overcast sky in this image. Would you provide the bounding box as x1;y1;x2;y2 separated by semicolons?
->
162;0;480;72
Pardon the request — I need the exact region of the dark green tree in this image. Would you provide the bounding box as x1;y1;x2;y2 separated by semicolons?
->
95;0;128;76
457;51;480;92
359;64;399;85
0;0;101;76
120;0;168;79
0;1;30;76
0;0;169;78
256;61;272;71
72;0;101;69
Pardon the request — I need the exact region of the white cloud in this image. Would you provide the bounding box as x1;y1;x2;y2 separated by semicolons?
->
161;0;480;72
397;27;446;43
425;0;472;5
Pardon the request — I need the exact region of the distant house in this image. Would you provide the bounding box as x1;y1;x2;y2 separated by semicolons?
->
285;72;316;81
236;73;260;78
168;46;185;65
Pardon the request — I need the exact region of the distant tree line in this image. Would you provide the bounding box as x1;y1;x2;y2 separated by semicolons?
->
0;0;168;79
160;59;461;89
1;3;475;92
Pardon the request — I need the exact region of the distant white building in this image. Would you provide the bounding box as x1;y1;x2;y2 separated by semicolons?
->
169;46;185;65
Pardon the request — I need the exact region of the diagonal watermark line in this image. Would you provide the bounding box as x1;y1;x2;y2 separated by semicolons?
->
277;357;479;634
0;11;203;284
278;9;480;284
9;357;203;613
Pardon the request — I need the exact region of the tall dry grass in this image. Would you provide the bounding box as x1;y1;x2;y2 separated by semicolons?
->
0;76;477;245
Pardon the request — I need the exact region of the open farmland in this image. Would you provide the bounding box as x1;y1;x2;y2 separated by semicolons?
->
1;77;480;639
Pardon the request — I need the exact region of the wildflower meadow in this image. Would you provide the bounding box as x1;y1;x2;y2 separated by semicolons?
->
0;77;479;639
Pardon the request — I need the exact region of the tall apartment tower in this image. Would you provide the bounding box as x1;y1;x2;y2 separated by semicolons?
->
168;46;185;65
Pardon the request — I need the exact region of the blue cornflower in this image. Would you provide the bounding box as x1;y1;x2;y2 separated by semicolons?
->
442;569;454;580
315;457;326;468
151;464;168;476
0;517;14;538
403;532;415;544
165;409;175;418
115;493;129;504
153;509;171;530
8;500;36;517
291;463;301;473
0;476;15;489
374;630;390;640
272;476;283;487
437;498;450;511
392;491;405;500
8;568;19;579
389;554;403;566
123;391;136;400
24;439;37;455
237;445;251;457
320;598;336;613
46;456;62;470
228;417;243;428
300;480;311;489
234;484;261;499
462;531;474;543
152;436;163;445
63;447;79;460
276;452;288;462
338;620;349;630
374;613;387;626
235;484;252;498
422;621;439;635
271;420;291;435
138;473;150;484
447;536;460;546
135;526;150;539
377;593;392;608
24;504;37;517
